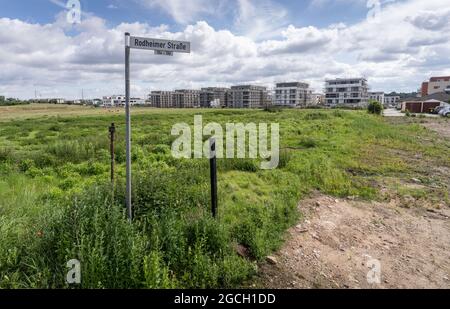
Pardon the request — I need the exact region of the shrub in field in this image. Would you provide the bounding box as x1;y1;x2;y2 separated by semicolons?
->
299;137;318;149
0;147;14;163
368;100;383;115
219;159;259;172
303;112;330;120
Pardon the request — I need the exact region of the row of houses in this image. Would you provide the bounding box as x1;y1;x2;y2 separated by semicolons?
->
150;86;271;109
37;77;441;110
150;83;325;109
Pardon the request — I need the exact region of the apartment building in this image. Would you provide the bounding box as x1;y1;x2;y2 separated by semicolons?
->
274;82;313;107
325;78;369;107
420;76;450;96
200;87;230;108
229;85;270;108
151;91;174;108
173;89;200;108
384;95;400;107
369;92;385;105
312;93;325;106
102;95;124;107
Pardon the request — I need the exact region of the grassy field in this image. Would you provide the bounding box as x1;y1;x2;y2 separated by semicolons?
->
0;104;449;288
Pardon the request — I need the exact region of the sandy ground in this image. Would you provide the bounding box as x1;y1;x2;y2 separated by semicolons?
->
421;119;450;138
256;195;450;289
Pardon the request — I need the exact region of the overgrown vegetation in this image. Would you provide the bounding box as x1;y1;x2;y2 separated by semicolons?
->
368;100;383;115
0;106;449;288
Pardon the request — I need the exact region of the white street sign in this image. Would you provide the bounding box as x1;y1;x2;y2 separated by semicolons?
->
155;50;174;56
130;36;191;53
123;32;191;221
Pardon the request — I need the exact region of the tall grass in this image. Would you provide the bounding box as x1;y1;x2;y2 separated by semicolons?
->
1;108;448;288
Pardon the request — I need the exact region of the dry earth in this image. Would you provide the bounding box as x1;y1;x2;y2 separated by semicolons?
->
256;195;450;289
255;118;450;289
421;119;450;138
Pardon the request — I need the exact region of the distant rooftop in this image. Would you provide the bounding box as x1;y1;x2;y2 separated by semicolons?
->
401;92;450;102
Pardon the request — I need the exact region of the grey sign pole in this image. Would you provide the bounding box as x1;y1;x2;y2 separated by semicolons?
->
124;33;190;222
125;32;132;222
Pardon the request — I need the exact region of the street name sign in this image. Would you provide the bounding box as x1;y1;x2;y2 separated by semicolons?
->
130;36;190;54
123;33;191;222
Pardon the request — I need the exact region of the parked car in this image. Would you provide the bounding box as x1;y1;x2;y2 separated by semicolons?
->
432;106;446;114
438;106;450;117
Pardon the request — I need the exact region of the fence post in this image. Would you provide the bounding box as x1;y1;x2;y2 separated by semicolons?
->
109;123;116;185
210;138;218;218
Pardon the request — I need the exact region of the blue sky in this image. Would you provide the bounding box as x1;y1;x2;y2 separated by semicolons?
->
0;0;449;99
0;0;370;35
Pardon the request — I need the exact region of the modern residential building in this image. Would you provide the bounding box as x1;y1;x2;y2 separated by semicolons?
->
274;82;313;107
173;89;200;108
229;85;270;108
102;95;124;107
130;98;146;106
200;87;230;108
48;98;66;104
384;95;401;107
150;91;174;108
420;76;450;96
368;92;385;105
312;93;325;106
325;78;369;107
92;99;102;106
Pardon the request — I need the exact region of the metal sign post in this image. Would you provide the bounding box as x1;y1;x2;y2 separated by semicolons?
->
109;123;116;184
210;138;218;218
124;33;191;222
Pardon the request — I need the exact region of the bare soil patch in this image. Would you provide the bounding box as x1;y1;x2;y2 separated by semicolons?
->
256;195;450;289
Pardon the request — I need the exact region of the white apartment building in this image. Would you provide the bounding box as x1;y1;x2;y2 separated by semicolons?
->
230;85;270;108
102;95;145;107
369;92;385;105
325;78;369;107
274;82;313;107
384;95;400;107
102;95;124;107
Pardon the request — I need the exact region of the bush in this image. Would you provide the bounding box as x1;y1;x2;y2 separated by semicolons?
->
368;100;383;115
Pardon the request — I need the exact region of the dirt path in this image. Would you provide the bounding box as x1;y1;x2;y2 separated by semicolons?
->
257;195;450;289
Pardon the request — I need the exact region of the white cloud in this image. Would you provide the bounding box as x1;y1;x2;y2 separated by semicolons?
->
1;0;450;99
137;0;220;24
234;0;289;40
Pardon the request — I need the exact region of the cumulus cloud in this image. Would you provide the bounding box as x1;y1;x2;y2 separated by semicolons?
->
234;0;289;40
1;0;450;99
137;0;221;24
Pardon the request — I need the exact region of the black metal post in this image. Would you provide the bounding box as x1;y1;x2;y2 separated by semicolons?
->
210;138;218;218
109;123;116;184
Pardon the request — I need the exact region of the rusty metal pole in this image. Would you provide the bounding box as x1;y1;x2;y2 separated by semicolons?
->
109;123;116;185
